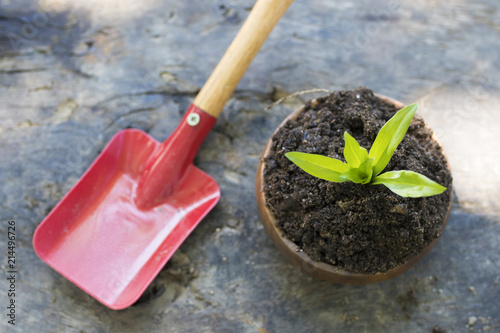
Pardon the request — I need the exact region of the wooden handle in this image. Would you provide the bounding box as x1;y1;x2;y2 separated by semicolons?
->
193;0;294;118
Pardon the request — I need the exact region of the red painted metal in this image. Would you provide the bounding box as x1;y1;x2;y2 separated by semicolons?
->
33;104;220;310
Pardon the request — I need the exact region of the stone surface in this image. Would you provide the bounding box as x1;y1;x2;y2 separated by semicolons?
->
0;0;499;332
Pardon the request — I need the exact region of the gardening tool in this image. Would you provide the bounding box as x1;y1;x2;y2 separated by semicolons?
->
33;0;294;310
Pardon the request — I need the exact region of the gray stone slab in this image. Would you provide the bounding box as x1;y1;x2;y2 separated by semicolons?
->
0;0;499;332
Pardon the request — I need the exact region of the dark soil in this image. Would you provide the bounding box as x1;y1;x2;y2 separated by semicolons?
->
263;88;453;274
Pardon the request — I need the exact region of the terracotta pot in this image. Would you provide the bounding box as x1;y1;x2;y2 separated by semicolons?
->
255;94;453;284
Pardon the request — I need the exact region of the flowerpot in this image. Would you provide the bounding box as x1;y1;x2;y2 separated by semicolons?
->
255;88;453;284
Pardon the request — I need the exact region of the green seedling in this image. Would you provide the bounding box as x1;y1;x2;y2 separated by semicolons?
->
285;104;447;197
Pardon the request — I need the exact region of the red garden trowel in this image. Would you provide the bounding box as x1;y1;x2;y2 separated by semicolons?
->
33;0;294;310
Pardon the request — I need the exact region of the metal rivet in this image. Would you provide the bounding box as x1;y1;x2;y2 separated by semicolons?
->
187;113;200;126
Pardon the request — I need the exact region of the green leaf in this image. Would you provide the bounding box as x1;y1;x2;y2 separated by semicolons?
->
358;157;375;183
341;158;374;184
340;168;364;183
372;170;447;197
285;152;350;183
368;104;417;176
343;132;368;168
